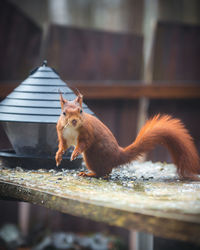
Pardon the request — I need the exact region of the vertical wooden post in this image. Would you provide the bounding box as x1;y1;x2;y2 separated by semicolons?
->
18;202;30;236
130;0;158;249
137;0;158;133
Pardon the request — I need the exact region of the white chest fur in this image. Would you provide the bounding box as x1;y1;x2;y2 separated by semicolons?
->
62;126;79;147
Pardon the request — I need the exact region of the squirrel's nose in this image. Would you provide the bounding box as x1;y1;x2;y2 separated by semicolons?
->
72;119;77;126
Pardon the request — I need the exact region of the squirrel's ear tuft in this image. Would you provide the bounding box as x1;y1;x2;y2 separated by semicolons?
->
75;90;83;107
59;91;67;110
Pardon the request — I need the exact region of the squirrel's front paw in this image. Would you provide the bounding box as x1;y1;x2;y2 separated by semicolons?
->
70;150;80;161
55;151;63;166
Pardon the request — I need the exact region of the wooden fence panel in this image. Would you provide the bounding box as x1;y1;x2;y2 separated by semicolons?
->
45;25;143;81
153;22;200;82
0;0;42;81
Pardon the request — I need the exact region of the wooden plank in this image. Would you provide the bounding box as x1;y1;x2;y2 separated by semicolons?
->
0;166;200;244
70;83;200;99
1;82;200;100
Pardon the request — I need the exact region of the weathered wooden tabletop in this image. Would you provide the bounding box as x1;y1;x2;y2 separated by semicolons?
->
0;161;200;244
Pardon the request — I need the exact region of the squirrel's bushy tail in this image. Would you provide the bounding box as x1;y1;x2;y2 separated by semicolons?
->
122;114;200;179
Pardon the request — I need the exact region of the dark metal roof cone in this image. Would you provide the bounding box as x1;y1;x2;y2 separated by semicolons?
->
0;60;93;123
0;61;94;159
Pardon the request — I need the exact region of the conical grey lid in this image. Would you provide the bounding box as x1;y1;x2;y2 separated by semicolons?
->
0;61;93;123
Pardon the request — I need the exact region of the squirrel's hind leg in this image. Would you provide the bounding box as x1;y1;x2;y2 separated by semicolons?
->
78;172;97;177
78;171;109;179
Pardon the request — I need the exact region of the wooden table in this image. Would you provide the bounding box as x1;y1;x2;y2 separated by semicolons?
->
0;163;200;245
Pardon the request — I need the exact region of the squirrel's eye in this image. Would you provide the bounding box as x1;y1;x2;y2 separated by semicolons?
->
62;111;66;116
80;109;83;114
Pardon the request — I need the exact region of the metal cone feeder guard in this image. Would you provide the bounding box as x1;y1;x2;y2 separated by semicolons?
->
0;61;94;169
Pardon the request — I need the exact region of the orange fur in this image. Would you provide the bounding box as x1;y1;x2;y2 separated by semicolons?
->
56;94;200;180
123;114;200;179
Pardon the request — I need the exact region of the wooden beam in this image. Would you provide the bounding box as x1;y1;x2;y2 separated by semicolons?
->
0;166;200;244
0;81;200;100
69;82;200;99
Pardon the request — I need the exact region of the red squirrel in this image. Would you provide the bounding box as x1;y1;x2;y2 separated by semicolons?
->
55;92;200;180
